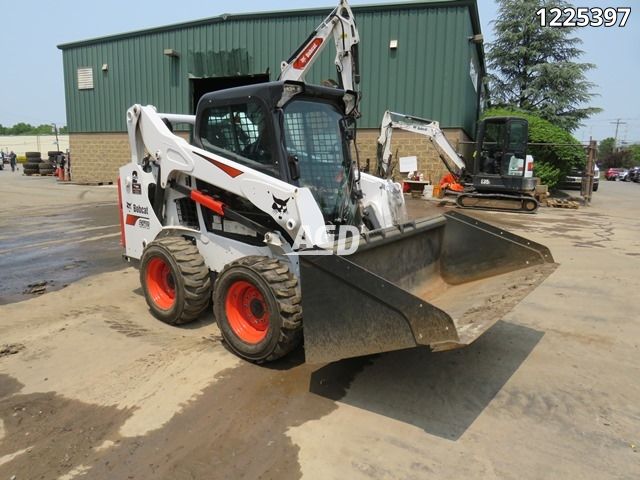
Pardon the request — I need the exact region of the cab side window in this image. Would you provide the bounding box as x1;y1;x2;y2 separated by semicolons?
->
199;101;275;172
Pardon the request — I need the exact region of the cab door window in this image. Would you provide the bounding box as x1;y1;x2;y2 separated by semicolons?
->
199;101;276;175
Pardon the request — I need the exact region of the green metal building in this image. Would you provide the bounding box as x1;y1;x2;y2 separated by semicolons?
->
58;0;485;183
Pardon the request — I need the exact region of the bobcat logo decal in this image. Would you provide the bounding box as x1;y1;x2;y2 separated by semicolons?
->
272;195;290;220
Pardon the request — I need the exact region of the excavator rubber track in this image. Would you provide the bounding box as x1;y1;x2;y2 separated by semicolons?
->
455;192;539;213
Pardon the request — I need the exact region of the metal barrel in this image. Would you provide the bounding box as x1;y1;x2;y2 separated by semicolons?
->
300;211;556;363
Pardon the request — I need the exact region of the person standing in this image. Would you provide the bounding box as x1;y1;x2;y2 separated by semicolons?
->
9;151;17;172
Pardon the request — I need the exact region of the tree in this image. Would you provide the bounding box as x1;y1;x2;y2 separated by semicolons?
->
33;124;59;135
483;107;585;189
628;144;640;165
0;123;69;135
598;137;615;160
602;150;632;169
9;122;34;135
487;0;601;131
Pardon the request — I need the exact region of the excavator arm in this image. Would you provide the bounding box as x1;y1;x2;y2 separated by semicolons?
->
279;0;360;108
377;111;466;179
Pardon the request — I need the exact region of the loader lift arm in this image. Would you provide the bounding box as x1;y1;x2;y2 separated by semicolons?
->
278;0;360;113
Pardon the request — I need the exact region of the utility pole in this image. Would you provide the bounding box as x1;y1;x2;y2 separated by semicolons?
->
581;138;596;206
610;119;627;151
51;123;60;151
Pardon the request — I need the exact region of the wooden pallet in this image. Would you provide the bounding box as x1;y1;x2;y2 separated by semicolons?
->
546;198;580;209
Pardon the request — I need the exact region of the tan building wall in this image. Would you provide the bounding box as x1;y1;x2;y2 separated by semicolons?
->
68;128;471;184
69;132;188;184
69;133;130;184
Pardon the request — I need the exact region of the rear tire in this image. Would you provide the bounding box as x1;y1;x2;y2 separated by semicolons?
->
140;236;212;325
593;183;599;192
214;256;302;363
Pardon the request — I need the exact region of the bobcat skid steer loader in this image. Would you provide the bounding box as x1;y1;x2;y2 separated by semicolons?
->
118;80;556;364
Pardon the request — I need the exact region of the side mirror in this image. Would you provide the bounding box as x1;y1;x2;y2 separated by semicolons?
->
288;154;300;181
340;116;357;141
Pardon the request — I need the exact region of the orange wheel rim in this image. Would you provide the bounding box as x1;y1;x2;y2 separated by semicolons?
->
146;257;176;310
225;280;269;344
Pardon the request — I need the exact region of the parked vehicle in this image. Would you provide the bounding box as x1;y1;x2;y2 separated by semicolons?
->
559;165;600;191
617;168;630;181
627;166;640;182
605;168;624;180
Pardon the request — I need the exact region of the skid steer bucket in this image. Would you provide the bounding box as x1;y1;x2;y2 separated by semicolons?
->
300;211;556;363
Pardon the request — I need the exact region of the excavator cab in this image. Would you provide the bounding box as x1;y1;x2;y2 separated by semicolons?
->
471;117;536;193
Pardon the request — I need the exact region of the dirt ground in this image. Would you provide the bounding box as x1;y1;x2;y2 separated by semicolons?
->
1;173;639;479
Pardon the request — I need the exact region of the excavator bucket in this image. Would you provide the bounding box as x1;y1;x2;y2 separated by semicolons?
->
300;211;556;363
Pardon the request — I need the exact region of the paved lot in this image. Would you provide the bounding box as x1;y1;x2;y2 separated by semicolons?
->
0;174;639;479
0;173;122;304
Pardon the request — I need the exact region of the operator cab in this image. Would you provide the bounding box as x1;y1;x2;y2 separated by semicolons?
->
472;117;535;193
193;81;361;227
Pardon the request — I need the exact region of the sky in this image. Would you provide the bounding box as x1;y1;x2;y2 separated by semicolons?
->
0;0;638;142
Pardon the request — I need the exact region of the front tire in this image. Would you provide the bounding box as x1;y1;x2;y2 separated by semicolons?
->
140;236;212;325
213;256;302;363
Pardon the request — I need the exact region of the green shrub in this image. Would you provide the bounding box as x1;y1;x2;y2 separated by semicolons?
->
482;108;586;189
531;161;562;189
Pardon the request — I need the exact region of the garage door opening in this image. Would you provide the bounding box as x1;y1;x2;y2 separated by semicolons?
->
191;74;270;113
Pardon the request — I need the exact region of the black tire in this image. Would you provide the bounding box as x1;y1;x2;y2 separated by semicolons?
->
47;151;63;157
39;163;54;173
213;256;302;363
140;236;212;325
26;159;43;165
25;151;41;159
23;168;38;176
593;183;599;192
